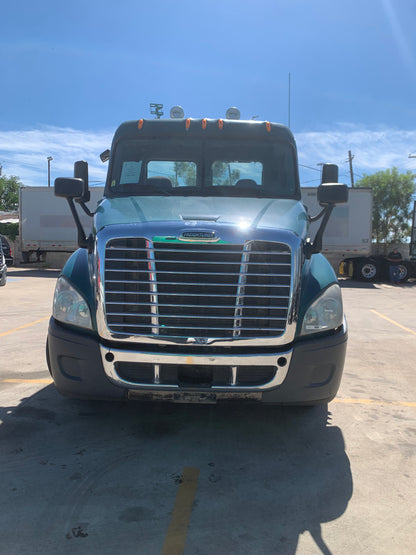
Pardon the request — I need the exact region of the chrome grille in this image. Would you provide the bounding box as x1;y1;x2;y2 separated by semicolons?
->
104;238;291;339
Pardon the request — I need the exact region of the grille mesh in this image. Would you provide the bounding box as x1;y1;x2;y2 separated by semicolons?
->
104;238;291;339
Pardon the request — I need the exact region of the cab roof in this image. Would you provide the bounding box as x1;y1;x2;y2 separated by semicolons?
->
112;118;297;145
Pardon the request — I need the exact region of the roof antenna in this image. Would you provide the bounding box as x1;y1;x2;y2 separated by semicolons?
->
288;72;291;128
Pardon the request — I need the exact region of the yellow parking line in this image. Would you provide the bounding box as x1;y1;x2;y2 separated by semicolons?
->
370;309;416;336
0;316;50;337
334;398;416;408
2;379;53;384
162;467;200;555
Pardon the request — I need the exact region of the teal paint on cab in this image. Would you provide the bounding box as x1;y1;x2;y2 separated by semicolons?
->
61;248;97;331
95;196;308;238
296;253;339;333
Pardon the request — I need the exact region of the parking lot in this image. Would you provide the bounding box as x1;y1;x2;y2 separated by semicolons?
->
1;266;415;554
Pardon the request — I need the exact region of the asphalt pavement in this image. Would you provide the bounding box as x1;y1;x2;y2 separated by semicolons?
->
0;267;415;554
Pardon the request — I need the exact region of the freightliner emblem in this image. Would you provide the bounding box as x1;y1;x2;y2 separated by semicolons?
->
179;230;220;242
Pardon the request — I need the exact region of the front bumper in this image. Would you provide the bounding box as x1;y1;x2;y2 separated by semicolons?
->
47;318;347;404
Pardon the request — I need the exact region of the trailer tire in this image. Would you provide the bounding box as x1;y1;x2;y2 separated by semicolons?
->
357;259;378;281
397;264;409;282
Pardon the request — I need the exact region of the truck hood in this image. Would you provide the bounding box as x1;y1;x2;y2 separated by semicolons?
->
95;196;308;238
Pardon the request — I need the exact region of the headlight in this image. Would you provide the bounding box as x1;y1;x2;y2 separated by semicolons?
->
53;276;92;330
300;283;343;336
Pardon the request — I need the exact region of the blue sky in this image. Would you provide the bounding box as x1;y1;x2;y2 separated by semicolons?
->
1;0;416;188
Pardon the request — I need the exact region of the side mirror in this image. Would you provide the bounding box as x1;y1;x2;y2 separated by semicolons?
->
55;177;86;199
100;149;110;162
309;164;349;256
74;160;90;203
318;183;349;205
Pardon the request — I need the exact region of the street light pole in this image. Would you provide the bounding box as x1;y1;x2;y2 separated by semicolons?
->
47;156;53;187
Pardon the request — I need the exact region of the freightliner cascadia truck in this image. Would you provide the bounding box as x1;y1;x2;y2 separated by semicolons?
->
46;109;349;405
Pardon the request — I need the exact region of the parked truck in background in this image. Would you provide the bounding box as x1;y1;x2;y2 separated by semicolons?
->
46;111;349;405
304;188;416;282
331;190;415;282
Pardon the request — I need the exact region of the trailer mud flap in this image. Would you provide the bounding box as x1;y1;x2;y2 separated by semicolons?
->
127;390;262;404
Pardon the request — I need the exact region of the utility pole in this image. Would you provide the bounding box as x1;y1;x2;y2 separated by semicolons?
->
348;150;354;187
47;156;53;187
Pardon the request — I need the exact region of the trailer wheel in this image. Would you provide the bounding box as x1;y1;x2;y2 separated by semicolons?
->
357;260;378;281
397;264;409;282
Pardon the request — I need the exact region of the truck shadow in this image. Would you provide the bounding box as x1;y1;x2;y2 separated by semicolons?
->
338;278;377;289
0;386;353;554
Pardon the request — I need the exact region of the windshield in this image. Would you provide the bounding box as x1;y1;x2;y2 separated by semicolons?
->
107;137;299;199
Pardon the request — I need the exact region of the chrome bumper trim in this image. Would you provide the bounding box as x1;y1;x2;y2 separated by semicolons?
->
100;344;292;391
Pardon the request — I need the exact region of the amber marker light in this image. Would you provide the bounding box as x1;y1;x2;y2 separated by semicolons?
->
138;119;144;130
202;119;207;130
265;121;271;132
185;118;191;130
218;119;224;130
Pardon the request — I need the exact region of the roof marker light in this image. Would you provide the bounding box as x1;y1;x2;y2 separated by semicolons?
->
138;119;144;130
202;119;207;130
218;119;224;130
265;121;271;132
185;118;191;130
170;105;185;118
226;107;240;120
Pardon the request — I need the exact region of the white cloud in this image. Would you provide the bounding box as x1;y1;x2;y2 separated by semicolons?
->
0;126;113;187
296;123;416;185
1;123;415;188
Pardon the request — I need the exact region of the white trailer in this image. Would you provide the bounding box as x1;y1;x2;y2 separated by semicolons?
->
302;187;416;281
301;186;372;260
19;186;104;262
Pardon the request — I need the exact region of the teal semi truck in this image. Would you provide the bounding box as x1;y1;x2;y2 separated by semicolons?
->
46;111;348;405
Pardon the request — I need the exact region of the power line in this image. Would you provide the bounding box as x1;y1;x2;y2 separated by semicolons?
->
300;178;321;185
0;156;44;171
299;164;321;172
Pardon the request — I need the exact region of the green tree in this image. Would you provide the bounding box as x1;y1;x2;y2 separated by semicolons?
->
212;162;240;186
356;167;416;246
0;175;21;211
172;161;196;187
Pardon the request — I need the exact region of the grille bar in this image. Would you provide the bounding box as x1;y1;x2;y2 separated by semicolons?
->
106;290;289;298
105;279;290;288
107;269;290;277
107;302;288;309
106;247;286;256
108;324;286;332
107;257;288;266
107;312;286;321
